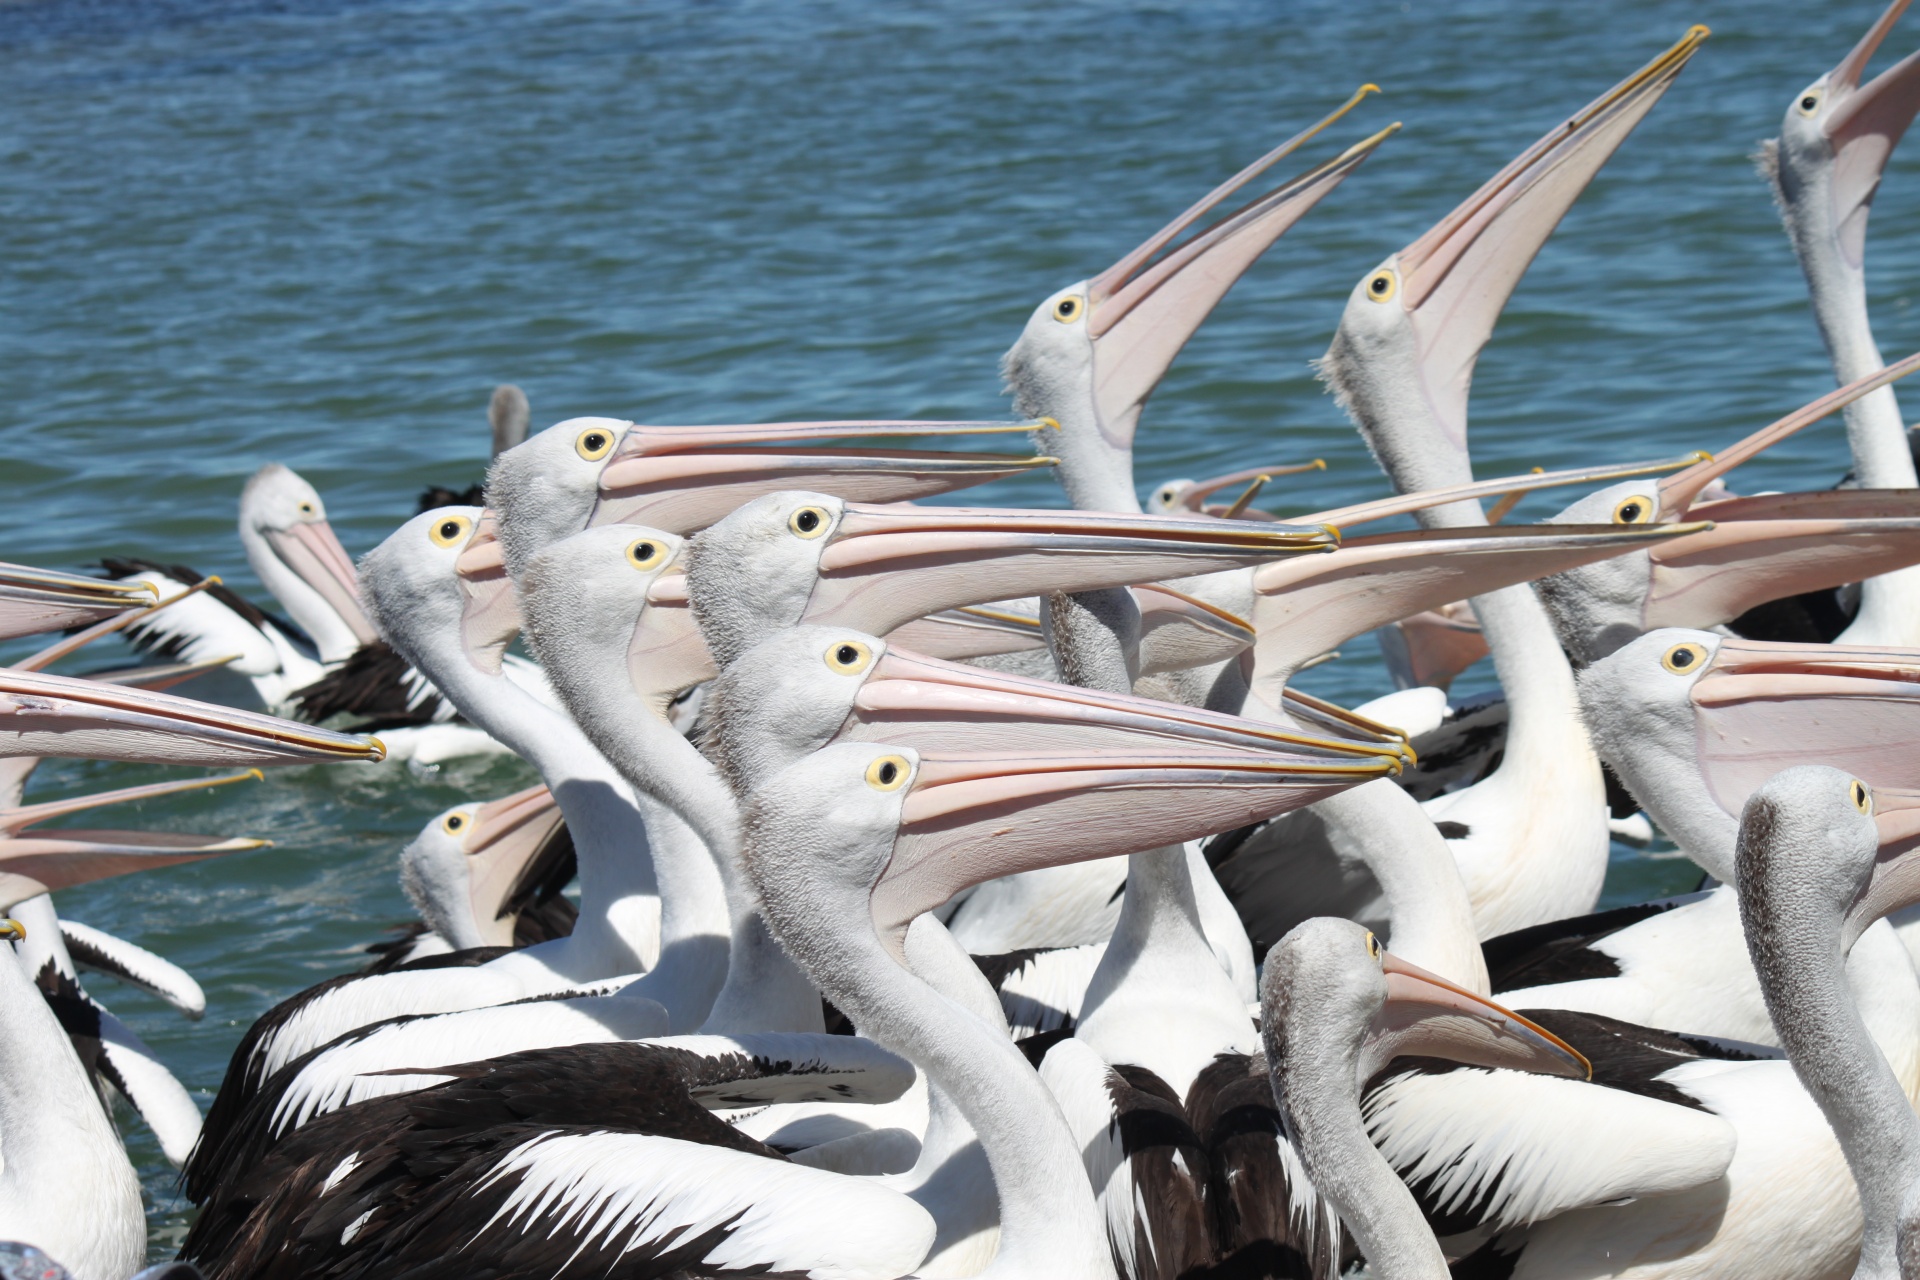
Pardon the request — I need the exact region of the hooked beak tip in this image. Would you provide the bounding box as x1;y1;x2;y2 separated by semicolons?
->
0;919;25;943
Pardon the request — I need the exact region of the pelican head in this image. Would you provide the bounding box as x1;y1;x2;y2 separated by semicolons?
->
400;785;568;950
1769;0;1920;285
358;506;521;679
1321;29;1707;515
238;463;376;660
1001;94;1395;514
684;489;1337;668
485;418;633;578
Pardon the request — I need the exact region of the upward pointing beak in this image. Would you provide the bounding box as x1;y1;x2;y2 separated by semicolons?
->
871;748;1396;947
1849;783;1920;946
0;669;384;767
1688;640;1920;816
1390;27;1707;452
1364;951;1590;1083
593;420;1056;535
460;784;570;945
1087;116;1398;447
265;522;378;645
807;504;1337;637
1657;349;1920;516
453;514;524;675
1823;0;1920;268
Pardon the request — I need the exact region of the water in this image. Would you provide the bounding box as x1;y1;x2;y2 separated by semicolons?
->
0;0;1911;1256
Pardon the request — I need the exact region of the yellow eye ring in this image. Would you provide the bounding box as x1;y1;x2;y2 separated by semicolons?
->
825;639;873;674
1798;88;1822;117
1365;931;1381;960
865;754;910;791
441;811;469;836
575;426;616;461
297;501;316;517
1053;295;1084;324
428;514;473;547
1661;641;1708;674
1365;268;1398;304
627;538;664;570
789;505;830;538
1612;494;1654;525
1852;779;1873;815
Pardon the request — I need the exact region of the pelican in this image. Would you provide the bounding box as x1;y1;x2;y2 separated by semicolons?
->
1260;917;1590;1280
1314;27;1708;936
0;564;152;640
177;734;1391;1279
1766;0;1920;646
0;667;376;1279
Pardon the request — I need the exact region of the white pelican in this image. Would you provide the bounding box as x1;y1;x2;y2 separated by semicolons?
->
1766;0;1920;645
181;726;1399;1279
0;563;152;640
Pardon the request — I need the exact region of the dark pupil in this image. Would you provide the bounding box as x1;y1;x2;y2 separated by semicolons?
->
1674;650;1694;668
796;510;820;532
1621;503;1641;521
836;645;858;665
1371;276;1387;293
633;543;654;562
449;816;462;828
439;521;460;540
878;762;897;784
585;433;606;451
1803;95;1818;110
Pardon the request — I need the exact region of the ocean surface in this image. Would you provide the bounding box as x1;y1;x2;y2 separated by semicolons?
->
2;0;1915;1255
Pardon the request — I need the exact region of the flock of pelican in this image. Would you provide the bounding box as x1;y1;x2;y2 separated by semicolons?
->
14;6;1920;1279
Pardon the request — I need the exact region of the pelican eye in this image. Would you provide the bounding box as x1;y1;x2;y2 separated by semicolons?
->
428;514;472;547
865;754;910;791
441;811;469;836
1798;89;1822;116
1365;268;1398;303
1852;779;1873;815
627;539;663;570
1661;641;1708;674
1612;494;1653;525
1053;295;1084;324
824;639;873;674
789;505;830;538
297;501;316;517
575;427;616;461
1365;931;1382;961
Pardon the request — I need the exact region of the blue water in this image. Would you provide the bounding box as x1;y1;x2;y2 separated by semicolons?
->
3;0;1914;1256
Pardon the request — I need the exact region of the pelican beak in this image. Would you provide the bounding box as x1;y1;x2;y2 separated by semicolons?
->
453;513;523;675
0;563;155;641
883;605;1047;661
1364;949;1591;1082
459;785;569;946
592;421;1054;534
0;669;383;766
264;520;379;645
1642;494;1920;629
847;640;1408;766
627;571;721;712
1848;783;1920;947
1250;523;1704;687
1823;0;1920;267
1169;461;1327;514
1688;639;1920;816
1;769;261;835
871;748;1397;948
1133;583;1256;676
0;830;270;914
0;917;22;943
808;503;1337;637
1657;350;1920;517
1084;113;1397;450
1384;27;1706;456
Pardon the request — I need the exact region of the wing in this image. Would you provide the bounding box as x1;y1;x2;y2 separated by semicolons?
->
288;639;452;728
980;942;1104;1039
60;917;206;1018
1482;900;1691;993
96;564;288;677
36;963;203;1165
1397;693;1508;802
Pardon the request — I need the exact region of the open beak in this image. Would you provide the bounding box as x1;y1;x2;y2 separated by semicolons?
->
265;521;379;645
1249;522;1704;686
0;830;267;914
1134;583;1257;675
845;641;1409;767
0;668;384;766
883;605;1047;662
458;784;569;945
1657;350;1920;516
1362;950;1591;1082
1087;115;1396;449
806;503;1337;637
1822;0;1920;268
1641;497;1920;629
453;513;524;675
871;747;1399;947
1384;27;1706;455
1166;461;1327;515
1688;639;1920;816
0;563;155;641
593;420;1056;534
80;657;242;692
1382;604;1488;693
